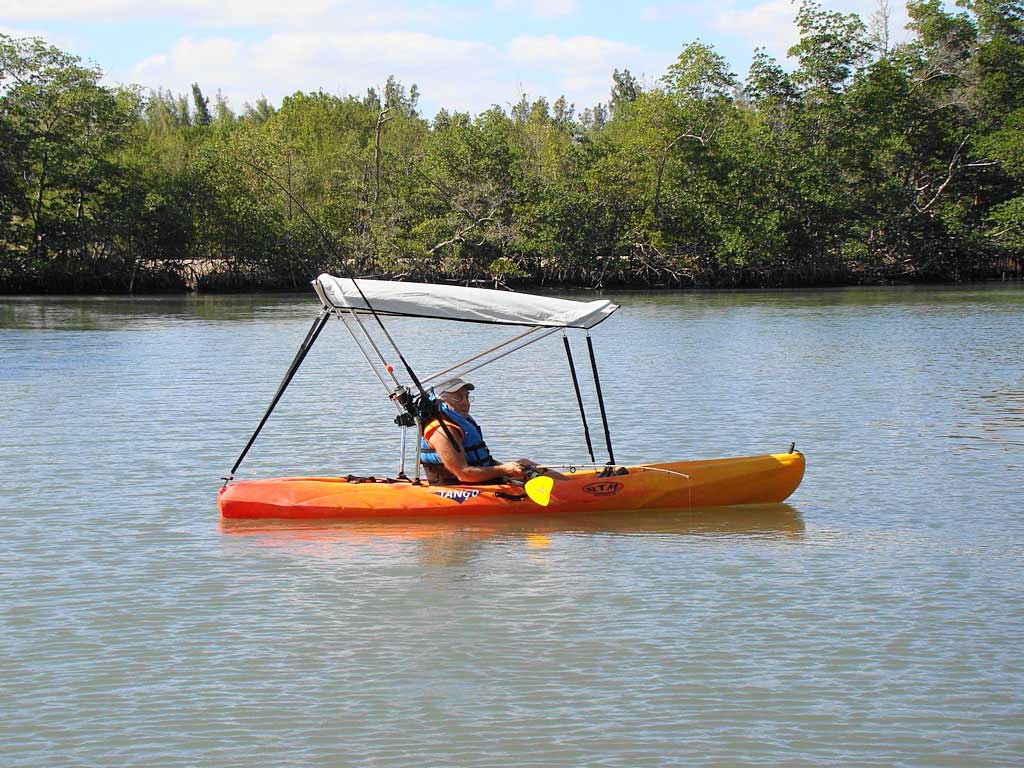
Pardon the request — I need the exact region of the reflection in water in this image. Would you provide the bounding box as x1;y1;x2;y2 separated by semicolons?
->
220;504;805;566
0;292;310;329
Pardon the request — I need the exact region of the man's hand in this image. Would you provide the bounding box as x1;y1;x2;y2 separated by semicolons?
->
497;461;528;480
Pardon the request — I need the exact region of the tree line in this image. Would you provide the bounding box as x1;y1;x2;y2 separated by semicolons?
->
1;0;1021;293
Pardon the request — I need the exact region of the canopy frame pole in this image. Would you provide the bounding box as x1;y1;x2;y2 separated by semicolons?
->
562;332;596;464
338;310;418;479
413;417;424;483
424;327;562;385
398;422;409;479
586;332;615;465
224;309;331;482
334;305;403;390
422;326;542;386
338;310;399;395
318;281;463;454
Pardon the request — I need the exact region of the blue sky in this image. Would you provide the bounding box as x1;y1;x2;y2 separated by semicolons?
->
1;0;907;116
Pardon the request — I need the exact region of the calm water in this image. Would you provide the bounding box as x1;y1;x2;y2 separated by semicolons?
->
2;285;1022;767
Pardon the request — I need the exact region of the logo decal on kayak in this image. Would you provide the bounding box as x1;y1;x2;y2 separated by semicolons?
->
583;481;622;497
431;489;481;504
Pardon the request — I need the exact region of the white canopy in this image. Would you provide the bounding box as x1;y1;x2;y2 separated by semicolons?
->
314;274;618;329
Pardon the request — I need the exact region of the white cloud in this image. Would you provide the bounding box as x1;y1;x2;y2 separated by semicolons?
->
133;37;247;92
711;0;800;61
3;0;175;21
493;0;578;20
506;34;636;66
123;30;499;113
0;0;438;27
505;35;649;108
1;24;44;38
115;28;650;116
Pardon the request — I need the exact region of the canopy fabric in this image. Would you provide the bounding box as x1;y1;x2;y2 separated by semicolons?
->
314;274;619;329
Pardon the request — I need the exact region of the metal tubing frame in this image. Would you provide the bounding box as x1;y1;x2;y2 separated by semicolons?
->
421;326;542;386
337;309;416;478
334;304;403;391
422;326;562;388
338;311;395;395
313;278;621;480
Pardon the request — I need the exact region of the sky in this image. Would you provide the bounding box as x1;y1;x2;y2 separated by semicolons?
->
0;0;910;117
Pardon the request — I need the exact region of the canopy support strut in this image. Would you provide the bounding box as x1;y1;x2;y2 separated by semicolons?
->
563;333;596;464
224;309;331;482
586;333;615;465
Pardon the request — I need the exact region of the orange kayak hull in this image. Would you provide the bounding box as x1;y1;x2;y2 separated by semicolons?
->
218;451;805;520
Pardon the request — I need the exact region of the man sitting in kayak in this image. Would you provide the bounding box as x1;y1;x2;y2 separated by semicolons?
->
420;377;538;484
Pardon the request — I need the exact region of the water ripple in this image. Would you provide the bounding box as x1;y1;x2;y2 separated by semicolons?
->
2;285;1023;767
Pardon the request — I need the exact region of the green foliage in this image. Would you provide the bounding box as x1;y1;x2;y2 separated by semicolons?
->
1;11;1021;293
790;0;872;93
609;68;640;118
191;83;212;126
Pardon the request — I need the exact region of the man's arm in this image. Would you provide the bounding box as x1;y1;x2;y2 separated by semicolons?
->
427;429;527;483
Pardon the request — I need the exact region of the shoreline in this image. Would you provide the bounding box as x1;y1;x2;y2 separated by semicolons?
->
2;275;1022;300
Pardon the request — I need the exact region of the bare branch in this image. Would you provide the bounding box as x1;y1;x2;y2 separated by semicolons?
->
653;121;717;221
371;106;392;211
428;215;495;254
916;135;969;214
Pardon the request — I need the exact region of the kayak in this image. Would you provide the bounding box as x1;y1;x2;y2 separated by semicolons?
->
219;275;807;520
218;450;805;519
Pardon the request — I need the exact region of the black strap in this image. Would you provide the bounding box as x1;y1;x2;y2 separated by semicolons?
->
563;334;596;463
226;310;330;479
586;333;615;465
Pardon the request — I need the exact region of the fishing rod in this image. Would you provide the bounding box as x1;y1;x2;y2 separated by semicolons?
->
235;158;463;455
542;464;691;480
239;158;418;386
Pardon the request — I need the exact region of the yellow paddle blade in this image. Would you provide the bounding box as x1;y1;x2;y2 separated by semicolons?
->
524;475;554;506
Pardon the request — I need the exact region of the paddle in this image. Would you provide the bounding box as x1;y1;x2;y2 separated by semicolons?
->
523;467;555;506
524;474;554;506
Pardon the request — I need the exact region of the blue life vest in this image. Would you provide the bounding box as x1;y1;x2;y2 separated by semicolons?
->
420;401;497;469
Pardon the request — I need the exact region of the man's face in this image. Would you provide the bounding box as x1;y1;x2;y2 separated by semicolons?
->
441;386;472;416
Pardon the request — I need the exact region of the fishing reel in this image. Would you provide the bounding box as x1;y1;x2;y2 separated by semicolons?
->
389;385;461;451
393;412;416;427
390;386;444;428
391;387;420;427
